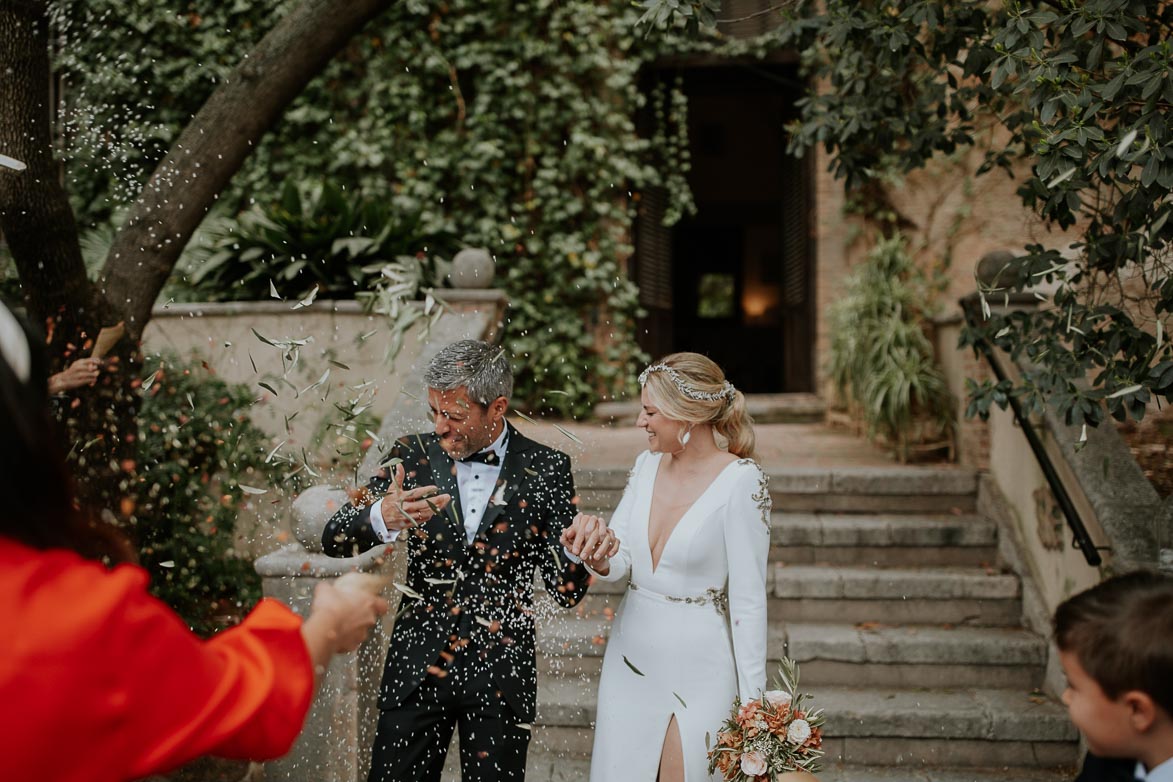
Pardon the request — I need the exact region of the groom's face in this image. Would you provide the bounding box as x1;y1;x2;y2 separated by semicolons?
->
428;386;507;460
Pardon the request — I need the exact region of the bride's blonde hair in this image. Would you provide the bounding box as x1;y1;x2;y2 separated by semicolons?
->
640;352;755;459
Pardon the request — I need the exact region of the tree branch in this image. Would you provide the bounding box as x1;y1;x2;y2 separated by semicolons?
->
716;0;800;25
99;0;392;339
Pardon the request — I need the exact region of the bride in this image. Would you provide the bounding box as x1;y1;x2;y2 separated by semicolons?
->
562;353;771;782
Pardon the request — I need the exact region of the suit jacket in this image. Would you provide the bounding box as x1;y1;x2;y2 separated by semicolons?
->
1075;752;1137;782
322;424;589;722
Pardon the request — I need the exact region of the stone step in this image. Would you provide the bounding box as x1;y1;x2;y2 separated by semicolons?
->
442;757;1077;782
775;513;998;567
575;466;979;516
527;679;1078;768
540;567;1023;627
535;617;1045;689
593;393;827;425
773;566;1023;626
782;622;1045;689
810;768;1075;782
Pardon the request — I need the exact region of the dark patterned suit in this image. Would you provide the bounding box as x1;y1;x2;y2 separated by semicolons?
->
1075;753;1138;782
322;424;589;781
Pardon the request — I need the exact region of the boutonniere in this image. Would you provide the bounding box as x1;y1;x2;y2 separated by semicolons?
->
489;481;508;507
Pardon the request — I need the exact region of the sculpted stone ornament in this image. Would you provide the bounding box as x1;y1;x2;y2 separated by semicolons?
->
449;247;495;289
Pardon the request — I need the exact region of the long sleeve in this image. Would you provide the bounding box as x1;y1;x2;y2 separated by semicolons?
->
585;450;647;583
119;594;315;775
723;461;771;703
0;542;315;782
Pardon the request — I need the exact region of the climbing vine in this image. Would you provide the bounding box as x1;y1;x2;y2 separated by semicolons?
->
50;0;793;416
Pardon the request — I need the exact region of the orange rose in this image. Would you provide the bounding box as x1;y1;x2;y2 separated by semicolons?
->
737;701;760;726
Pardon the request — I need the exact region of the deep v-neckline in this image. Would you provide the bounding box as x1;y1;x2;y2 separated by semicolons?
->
645;455;739;574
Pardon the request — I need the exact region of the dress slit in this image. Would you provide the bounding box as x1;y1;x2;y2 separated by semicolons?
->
656;712;685;782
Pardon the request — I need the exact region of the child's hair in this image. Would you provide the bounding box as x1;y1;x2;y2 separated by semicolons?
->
1054;570;1173;714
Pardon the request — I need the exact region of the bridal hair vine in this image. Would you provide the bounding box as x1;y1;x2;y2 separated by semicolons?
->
639;364;736;403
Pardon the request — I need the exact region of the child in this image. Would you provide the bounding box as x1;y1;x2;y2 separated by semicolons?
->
1054;570;1173;782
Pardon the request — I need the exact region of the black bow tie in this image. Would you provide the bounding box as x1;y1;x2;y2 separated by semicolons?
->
461;449;500;466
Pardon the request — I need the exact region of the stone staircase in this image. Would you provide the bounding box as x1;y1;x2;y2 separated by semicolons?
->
445;464;1079;781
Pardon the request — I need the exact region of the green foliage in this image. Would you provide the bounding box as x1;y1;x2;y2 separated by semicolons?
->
134;353;278;636
52;0;795;417
768;0;1173;426
359;254;452;367
650;0;1172;425
827;235;954;460
177;180;455;302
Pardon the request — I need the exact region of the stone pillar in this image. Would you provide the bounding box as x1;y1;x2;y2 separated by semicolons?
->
256;487;405;782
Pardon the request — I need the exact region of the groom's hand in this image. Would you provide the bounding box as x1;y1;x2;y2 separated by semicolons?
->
378;463;452;531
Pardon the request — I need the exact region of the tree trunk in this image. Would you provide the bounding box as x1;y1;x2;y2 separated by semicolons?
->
2;0;390;523
100;0;392;342
0;0;137;522
0;0;104;350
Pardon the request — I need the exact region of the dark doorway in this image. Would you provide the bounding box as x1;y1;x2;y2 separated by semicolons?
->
633;63;814;393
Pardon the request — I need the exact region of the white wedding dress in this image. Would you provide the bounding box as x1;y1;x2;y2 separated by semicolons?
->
586;451;771;782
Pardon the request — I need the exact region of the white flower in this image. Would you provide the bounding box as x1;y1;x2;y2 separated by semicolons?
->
740;751;767;776
763;689;792;710
489;483;507;506
787;718;812;745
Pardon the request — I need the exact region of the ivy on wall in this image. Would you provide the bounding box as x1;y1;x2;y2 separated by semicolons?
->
51;0;792;416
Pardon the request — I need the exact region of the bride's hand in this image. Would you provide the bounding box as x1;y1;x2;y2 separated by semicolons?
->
561;513;619;572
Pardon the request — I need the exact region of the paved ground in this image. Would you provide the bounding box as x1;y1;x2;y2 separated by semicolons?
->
515;420;908;471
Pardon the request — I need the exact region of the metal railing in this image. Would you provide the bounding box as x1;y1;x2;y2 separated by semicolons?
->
960;294;1103;567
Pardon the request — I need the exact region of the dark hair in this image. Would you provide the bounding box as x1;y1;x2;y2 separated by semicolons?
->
1054;570;1173;714
0;301;133;564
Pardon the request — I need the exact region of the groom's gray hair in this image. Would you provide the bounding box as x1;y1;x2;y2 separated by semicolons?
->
424;340;513;406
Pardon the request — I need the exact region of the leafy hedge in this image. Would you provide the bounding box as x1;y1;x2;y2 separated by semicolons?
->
51;0;792;416
134;353;278;636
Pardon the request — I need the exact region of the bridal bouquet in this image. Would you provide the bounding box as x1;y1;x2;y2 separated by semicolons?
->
707;658;826;780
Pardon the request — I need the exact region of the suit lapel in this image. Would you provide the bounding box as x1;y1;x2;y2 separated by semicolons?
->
475;424;536;538
425;437;466;537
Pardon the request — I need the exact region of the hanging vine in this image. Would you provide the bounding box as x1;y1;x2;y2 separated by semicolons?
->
48;0;794;416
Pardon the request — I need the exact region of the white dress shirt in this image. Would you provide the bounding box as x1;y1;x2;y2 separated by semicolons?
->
368;427;508;545
1138;757;1173;782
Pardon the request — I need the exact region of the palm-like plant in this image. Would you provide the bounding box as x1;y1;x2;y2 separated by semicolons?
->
182;180;454;301
827;234;955;461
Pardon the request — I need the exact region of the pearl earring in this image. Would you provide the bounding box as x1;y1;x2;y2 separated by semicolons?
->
680;429;691;446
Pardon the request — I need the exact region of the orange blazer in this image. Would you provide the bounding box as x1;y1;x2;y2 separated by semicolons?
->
0;538;314;782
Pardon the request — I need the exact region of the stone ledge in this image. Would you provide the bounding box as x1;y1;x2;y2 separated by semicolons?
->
775;513;996;548
784;622;1045;666
151;291;507;319
774;565;1021;600
531;679;1076;743
535;617;1045;668
575;466;979;494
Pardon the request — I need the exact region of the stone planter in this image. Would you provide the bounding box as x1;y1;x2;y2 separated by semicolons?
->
144;291;507;454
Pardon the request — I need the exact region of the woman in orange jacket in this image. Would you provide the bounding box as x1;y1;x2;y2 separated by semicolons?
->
0;301;388;782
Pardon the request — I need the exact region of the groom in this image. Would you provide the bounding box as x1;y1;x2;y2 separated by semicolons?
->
323;339;590;781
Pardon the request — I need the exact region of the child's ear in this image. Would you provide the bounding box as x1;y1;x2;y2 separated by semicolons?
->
1123;690;1158;732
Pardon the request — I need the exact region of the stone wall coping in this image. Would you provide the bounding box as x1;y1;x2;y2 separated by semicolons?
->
150;290;506;319
255;543;391;577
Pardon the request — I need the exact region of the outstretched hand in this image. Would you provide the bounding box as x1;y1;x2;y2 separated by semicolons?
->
560;512;619;574
378;462;451;531
48;357;102;394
